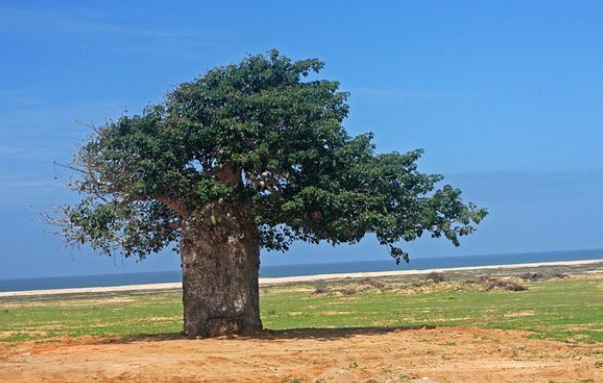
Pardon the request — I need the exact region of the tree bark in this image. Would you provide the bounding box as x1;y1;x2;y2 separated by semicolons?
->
179;212;262;338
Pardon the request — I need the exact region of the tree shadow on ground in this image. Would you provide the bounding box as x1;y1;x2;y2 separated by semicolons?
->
100;325;437;345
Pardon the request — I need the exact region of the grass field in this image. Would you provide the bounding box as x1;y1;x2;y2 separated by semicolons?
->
1;268;602;344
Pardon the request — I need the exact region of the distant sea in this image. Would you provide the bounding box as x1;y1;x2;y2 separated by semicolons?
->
1;248;603;293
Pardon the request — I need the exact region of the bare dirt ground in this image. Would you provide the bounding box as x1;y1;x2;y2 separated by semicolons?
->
1;326;601;383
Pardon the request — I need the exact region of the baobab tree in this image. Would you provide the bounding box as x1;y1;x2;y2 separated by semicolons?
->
54;50;487;338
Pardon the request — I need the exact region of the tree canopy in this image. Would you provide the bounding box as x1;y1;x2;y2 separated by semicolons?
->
58;50;487;264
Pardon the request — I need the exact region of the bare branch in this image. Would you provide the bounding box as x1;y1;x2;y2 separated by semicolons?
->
49;160;86;175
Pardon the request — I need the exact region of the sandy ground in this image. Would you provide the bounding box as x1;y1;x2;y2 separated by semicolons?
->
1;326;602;383
2;258;602;298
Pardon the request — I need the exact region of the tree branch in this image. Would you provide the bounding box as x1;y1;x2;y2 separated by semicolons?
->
157;197;191;218
211;161;242;187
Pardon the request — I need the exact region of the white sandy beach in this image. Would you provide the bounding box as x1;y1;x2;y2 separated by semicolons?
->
1;258;602;298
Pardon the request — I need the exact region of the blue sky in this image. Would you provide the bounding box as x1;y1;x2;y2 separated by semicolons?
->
1;0;602;279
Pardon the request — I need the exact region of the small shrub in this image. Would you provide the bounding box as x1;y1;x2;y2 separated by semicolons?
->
475;275;526;291
359;277;387;289
313;280;328;294
519;272;543;281
485;280;527;292
549;272;569;279
477;275;496;284
426;272;445;283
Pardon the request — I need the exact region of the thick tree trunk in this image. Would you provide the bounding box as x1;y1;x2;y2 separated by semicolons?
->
179;213;262;338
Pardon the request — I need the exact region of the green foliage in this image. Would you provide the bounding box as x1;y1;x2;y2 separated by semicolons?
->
56;50;487;262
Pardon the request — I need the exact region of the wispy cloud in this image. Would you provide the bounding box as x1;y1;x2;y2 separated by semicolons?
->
0;171;65;209
0;6;222;37
445;170;603;204
347;87;452;103
0;178;59;190
0;6;229;58
0;145;25;157
0;97;133;164
0;89;43;109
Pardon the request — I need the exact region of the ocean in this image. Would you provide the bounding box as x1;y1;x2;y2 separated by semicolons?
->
1;248;602;293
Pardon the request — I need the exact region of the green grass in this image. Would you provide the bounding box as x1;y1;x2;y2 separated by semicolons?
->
0;293;183;341
261;277;603;343
1;275;602;343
